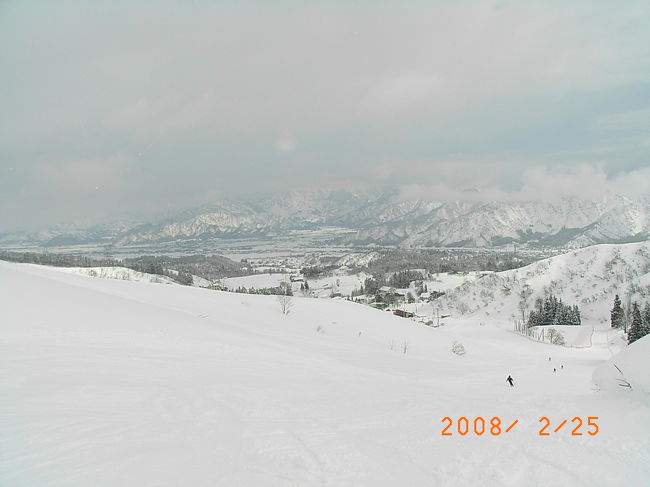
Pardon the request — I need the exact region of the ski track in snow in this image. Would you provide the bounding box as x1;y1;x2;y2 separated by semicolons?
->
1;260;649;486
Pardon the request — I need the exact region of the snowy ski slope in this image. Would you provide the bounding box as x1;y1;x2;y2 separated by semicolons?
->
1;260;649;486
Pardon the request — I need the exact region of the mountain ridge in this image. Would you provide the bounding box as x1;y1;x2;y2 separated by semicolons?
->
2;191;648;249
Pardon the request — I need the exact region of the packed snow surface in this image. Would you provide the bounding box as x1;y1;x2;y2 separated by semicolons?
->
1;260;649;486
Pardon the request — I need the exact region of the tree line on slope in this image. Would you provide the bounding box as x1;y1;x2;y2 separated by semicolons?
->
361;249;545;275
230;281;294;296
611;295;650;344
0;251;245;284
526;293;582;327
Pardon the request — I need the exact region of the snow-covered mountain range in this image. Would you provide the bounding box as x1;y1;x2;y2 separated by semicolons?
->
2;190;649;249
352;195;649;248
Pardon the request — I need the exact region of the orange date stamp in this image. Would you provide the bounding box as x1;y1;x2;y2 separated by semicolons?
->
441;416;600;436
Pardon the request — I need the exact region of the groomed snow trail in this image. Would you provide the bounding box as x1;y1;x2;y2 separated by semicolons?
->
1;261;649;486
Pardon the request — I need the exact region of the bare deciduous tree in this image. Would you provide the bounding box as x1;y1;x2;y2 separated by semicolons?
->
277;294;293;315
518;283;533;322
546;328;566;345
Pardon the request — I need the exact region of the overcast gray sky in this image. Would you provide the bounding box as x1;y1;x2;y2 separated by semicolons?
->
1;0;649;230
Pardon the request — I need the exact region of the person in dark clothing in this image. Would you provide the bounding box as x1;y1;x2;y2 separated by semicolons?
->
506;375;514;387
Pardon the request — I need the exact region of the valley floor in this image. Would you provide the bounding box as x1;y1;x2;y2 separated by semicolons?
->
1;261;648;486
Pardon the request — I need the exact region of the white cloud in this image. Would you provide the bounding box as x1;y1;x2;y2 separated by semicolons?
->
399;163;650;203
360;72;447;115
2;1;650;228
273;136;297;154
592;107;650;133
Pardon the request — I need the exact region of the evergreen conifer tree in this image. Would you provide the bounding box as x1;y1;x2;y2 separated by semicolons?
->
553;304;569;326
641;303;650;339
611;295;624;329
527;310;540;328
525;292;581;328
572;305;581;326
541;296;553;325
628;303;643;344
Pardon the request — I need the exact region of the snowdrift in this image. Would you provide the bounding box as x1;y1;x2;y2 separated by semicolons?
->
593;335;650;398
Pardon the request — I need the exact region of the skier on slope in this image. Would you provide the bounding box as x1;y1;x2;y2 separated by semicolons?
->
506;375;514;387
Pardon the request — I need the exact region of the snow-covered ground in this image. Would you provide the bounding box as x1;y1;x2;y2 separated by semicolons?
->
529;325;595;348
222;272;371;298
425;271;486;293
222;272;290;290
45;265;178;284
221;270;482;299
432;242;650;324
1;260;649;486
31;265;213;287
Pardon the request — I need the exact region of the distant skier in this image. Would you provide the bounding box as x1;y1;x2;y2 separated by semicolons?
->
561;365;564;370
506;375;514;387
548;357;551;361
553;368;556;373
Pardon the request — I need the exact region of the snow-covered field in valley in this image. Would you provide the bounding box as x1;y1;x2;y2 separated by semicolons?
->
1;260;649;486
222;272;370;298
